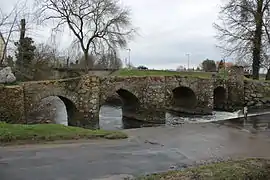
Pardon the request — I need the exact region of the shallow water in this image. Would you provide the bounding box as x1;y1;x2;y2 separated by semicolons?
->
37;97;270;131
99;105;265;130
99;105;123;130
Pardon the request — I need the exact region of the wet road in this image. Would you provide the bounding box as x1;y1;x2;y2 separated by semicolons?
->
1;120;270;180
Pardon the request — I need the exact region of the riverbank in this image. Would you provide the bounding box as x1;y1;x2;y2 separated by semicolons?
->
137;158;270;180
0;122;127;145
2;122;270;180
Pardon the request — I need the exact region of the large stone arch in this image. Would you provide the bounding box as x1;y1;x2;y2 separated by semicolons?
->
24;88;80;126
98;87;142;128
171;86;197;108
100;83;141;107
116;88;140;110
213;86;227;110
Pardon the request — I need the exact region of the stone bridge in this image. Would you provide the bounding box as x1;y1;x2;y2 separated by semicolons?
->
0;67;270;127
2;67;268;128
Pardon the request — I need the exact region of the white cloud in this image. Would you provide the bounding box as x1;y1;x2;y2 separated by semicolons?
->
119;0;223;69
1;0;224;69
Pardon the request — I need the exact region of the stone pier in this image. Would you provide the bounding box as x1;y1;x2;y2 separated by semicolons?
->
1;67;268;128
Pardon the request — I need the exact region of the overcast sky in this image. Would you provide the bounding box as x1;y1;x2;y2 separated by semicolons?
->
121;0;224;69
1;0;225;69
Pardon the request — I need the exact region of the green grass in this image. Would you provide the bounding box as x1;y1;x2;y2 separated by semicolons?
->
137;159;270;180
0;122;128;145
244;77;267;82
3;81;21;86
113;69;214;78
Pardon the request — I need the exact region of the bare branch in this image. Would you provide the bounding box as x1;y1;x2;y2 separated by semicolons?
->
214;0;270;79
36;0;135;70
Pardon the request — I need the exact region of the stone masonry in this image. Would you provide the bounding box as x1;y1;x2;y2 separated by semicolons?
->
0;68;269;127
244;80;270;108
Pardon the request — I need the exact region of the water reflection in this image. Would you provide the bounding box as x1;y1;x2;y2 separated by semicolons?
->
165;111;242;126
99;105;159;130
217;114;270;133
32;97;270;132
99;105;123;130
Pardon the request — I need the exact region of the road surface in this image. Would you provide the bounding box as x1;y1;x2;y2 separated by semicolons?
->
1;122;270;180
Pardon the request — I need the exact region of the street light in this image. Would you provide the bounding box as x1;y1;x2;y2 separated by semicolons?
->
126;48;131;68
186;53;190;71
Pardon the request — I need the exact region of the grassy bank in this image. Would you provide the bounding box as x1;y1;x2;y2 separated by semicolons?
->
0;122;127;145
138;159;270;180
113;69;213;78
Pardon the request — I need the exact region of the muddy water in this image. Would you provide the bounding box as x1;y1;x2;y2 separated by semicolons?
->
31;96;270;131
99;105;253;130
216;114;270;136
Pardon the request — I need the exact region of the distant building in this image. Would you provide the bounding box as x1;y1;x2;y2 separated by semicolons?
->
216;61;234;69
0;32;5;64
243;65;252;75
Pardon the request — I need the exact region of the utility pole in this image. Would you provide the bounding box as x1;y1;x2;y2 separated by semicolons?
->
186;53;190;71
127;48;131;68
18;19;26;72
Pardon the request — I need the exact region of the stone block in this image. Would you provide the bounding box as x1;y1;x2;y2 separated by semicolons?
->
0;67;16;84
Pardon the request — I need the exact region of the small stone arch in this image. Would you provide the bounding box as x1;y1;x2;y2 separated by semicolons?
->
213;86;227;110
100;84;140;106
172;86;197;108
57;96;78;126
26;90;79;126
98;88;141;129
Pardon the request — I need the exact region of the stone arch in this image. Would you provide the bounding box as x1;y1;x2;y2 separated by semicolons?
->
102;93;122;106
213;86;227;110
100;83;140;107
57;96;78;126
116;88;140;110
172;86;197;108
26;90;79;126
98;88;141;130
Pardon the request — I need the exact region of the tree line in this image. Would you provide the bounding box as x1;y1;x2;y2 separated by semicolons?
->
214;0;270;80
3;0;269;81
0;0;134;81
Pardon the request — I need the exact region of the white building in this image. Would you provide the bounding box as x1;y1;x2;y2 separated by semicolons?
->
243;65;252;74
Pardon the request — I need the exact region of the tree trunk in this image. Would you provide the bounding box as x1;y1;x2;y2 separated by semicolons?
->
266;68;270;80
0;33;6;66
84;51;89;73
252;0;264;80
20;19;26;40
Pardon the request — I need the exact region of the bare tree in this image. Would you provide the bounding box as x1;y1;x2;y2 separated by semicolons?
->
34;43;59;65
15;42;64;80
36;0;135;72
78;53;96;69
176;65;185;72
96;50;122;69
214;0;270;79
0;0;34;68
0;5;19;65
30;43;61;80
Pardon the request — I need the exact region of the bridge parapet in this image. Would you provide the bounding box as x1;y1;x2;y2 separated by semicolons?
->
1;73;266;127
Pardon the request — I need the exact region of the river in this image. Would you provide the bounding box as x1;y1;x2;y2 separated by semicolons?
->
31;96;270;131
99;105;268;130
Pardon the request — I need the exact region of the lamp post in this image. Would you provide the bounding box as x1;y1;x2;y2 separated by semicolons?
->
186;53;190;71
126;48;131;68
